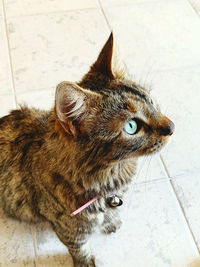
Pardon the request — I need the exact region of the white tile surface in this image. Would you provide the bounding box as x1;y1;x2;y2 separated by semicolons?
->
100;0;163;8
0;94;15;117
7;9;109;94
103;0;200;77
0;209;35;266
16;88;55;110
4;0;99;18
172;173;200;251
91;181;199;267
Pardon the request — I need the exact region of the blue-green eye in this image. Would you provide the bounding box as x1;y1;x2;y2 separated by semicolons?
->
124;119;137;135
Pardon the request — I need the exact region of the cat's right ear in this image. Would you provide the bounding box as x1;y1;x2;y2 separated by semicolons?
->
55;81;100;136
89;32;126;80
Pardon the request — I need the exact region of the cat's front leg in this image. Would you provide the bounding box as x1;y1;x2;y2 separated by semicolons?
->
101;209;122;234
70;242;96;267
55;225;97;267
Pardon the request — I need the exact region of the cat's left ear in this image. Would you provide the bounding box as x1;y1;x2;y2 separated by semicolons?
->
55;81;100;136
90;32;126;79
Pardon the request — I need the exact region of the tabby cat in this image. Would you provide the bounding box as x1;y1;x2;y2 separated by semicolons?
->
0;33;174;266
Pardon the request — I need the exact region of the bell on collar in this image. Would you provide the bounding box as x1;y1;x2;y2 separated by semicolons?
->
107;195;123;207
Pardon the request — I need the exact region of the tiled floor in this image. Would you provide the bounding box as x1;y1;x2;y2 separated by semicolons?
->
0;0;200;266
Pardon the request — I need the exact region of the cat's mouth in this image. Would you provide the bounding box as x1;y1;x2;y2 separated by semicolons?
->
144;142;163;154
142;136;171;155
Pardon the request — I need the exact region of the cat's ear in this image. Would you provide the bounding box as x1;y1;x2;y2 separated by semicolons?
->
90;32;126;79
55;81;100;136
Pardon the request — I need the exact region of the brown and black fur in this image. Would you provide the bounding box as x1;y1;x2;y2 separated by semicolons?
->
0;33;174;267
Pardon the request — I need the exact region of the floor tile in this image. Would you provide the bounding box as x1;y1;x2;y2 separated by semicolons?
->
103;0;200;77
33;222;73;267
16;88;55;110
100;0;165;8
4;0;99;18
0;208;35;266
91;181;199;266
172;173;200;251
7;9;109;94
0;15;12;95
0;94;15;117
149;67;200;177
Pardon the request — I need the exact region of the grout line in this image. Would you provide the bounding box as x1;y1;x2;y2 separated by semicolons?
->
187;0;200;17
31;225;39;267
160;154;200;254
131;169;199;187
1;0;18;109
133;167;200;187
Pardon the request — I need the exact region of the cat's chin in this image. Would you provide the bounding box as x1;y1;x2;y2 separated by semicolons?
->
140;136;172;156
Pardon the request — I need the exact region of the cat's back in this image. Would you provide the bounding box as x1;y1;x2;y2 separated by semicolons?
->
0;107;50;221
0;106;49;163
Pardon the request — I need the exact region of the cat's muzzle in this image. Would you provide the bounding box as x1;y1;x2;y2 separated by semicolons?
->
107;195;123;207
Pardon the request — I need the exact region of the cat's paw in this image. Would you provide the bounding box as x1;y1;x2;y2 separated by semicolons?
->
102;219;122;234
73;255;97;267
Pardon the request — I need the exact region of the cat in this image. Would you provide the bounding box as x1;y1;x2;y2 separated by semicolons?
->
0;33;174;267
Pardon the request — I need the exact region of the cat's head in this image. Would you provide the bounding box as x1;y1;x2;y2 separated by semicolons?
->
55;33;174;165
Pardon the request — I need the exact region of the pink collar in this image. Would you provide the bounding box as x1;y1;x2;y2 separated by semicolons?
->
70;195;101;217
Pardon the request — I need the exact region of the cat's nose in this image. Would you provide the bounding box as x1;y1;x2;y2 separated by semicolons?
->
158;117;175;136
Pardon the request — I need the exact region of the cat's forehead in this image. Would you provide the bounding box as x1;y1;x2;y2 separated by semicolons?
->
100;79;159;123
109;79;150;97
109;80;153;107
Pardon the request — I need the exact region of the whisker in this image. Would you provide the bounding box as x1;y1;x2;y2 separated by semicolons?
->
144;155;153;196
124;155;148;220
142;60;158;90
